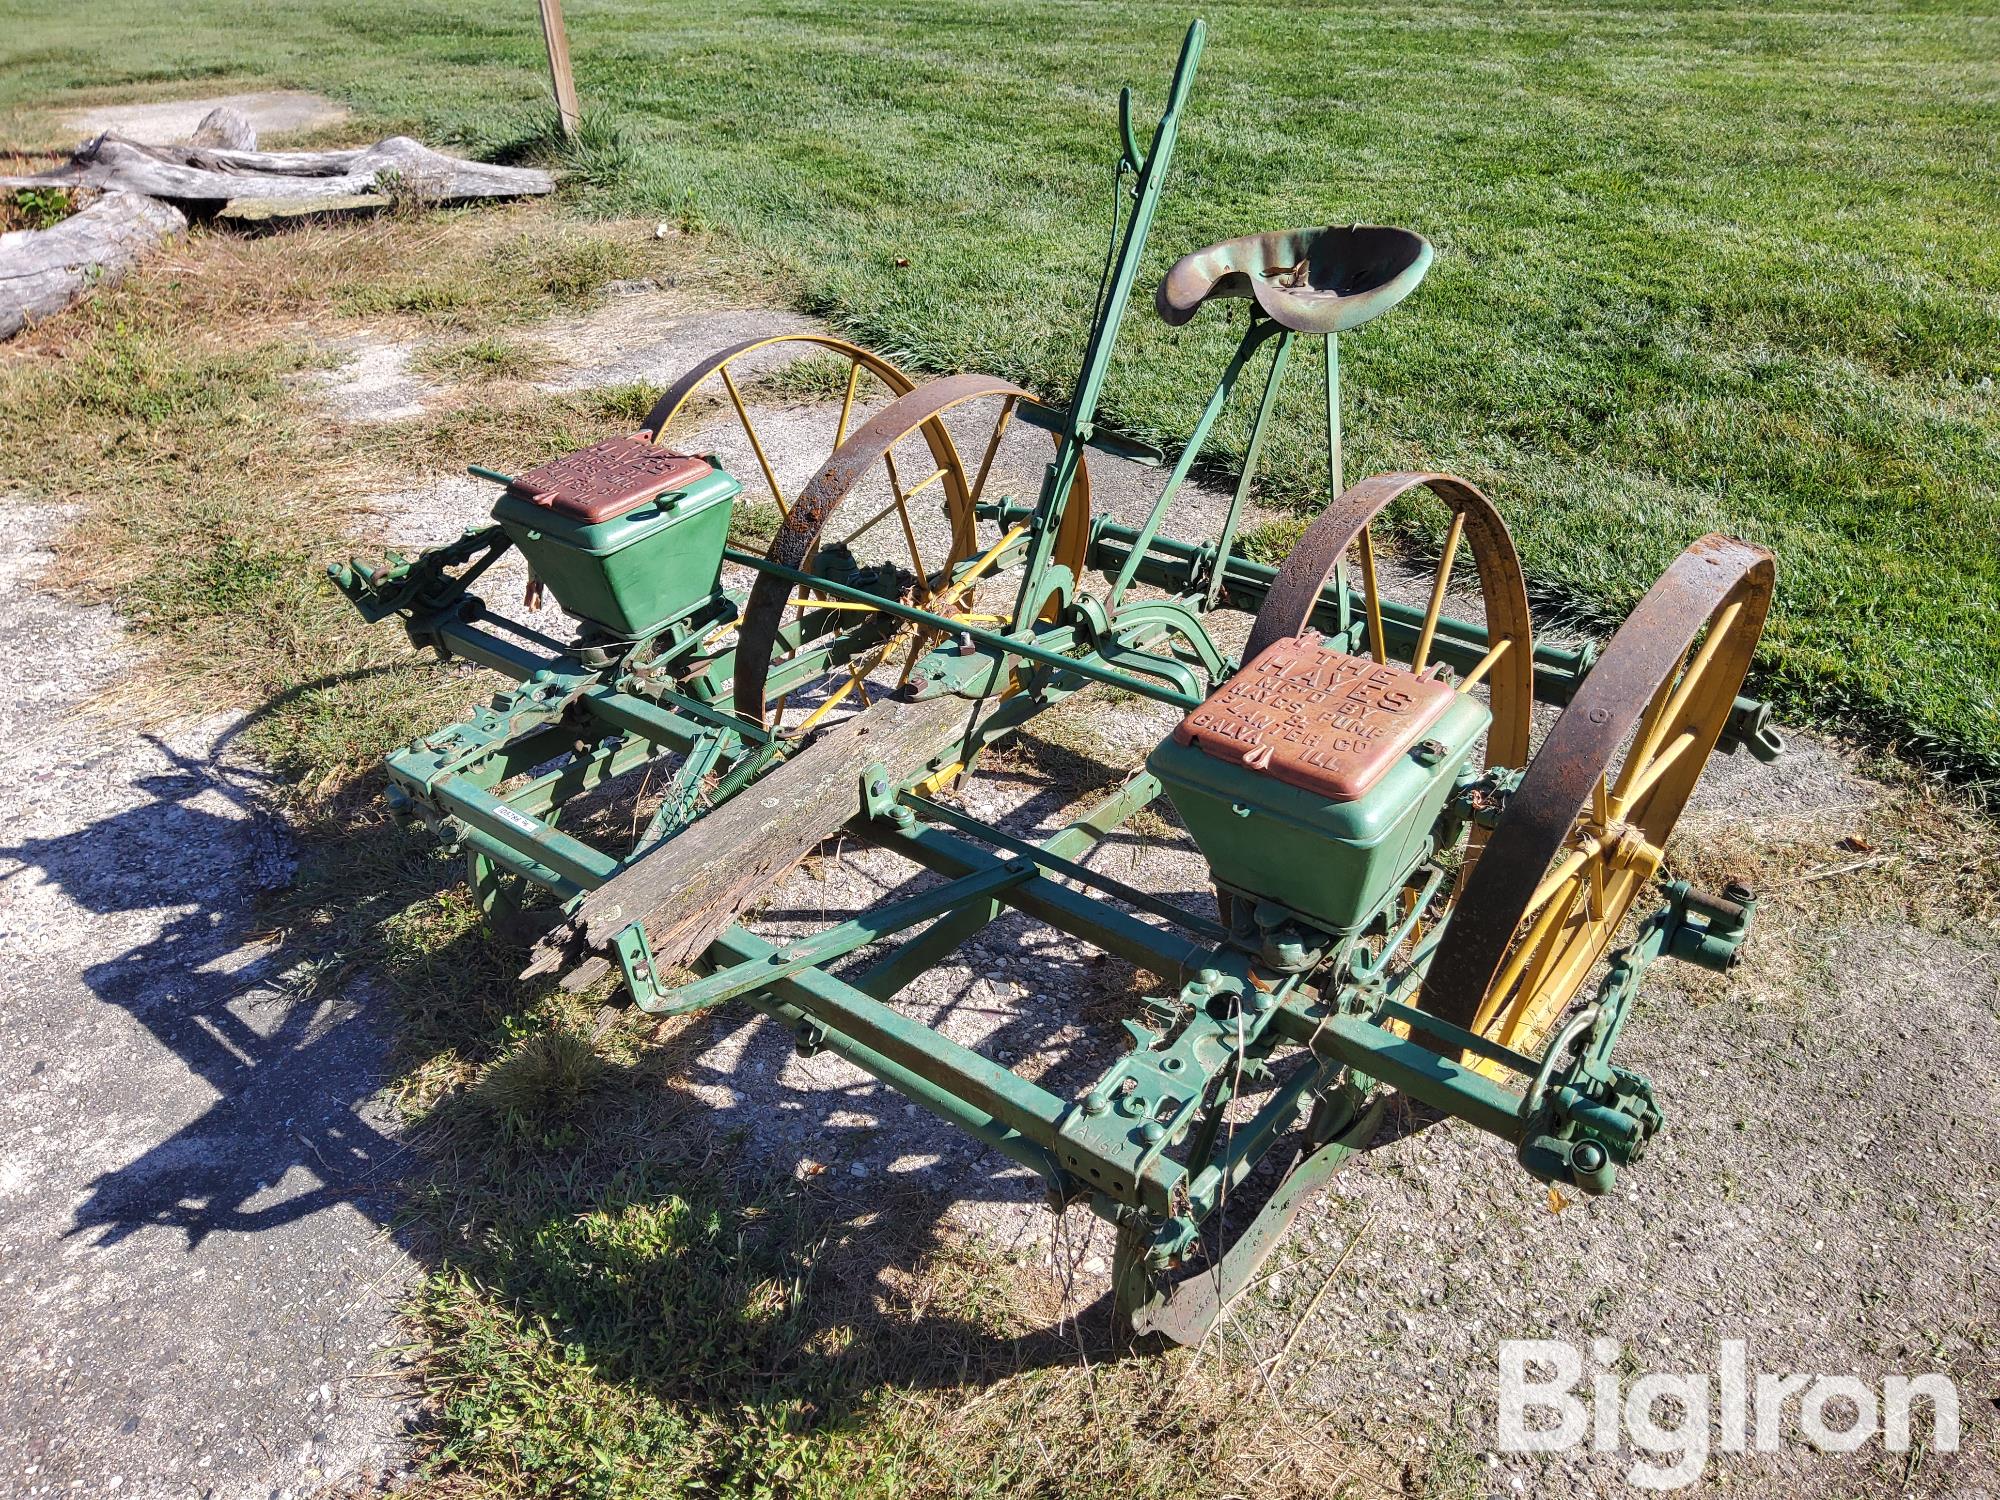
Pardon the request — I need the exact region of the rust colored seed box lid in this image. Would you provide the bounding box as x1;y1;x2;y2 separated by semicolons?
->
506;434;714;523
1173;633;1455;802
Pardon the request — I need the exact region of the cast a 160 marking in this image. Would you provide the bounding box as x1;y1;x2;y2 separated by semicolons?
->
330;20;1782;1342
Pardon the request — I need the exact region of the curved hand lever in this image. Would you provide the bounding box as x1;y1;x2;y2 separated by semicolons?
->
1118;86;1146;174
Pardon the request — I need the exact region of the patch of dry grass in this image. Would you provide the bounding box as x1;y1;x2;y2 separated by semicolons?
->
1667;752;2000;1019
414;334;552;384
1678;763;1999;941
0;203;719;791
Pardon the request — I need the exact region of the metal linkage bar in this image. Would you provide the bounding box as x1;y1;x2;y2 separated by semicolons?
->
1181;1051;1329;1218
721;547;1205;709
716;927;1067;1185
1104;317;1281;612
646;859;1036;1016
886;821;1212;984
1270;1006;1525;1141
1372;997;1540;1077
708;924;1187;1214
431;775;622;888
852;772;1169;997
1007;20;1207;631
499;726;667;819
903;789;1226;940
454;823;587;903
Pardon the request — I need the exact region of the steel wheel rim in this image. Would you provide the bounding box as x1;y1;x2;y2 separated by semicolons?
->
1423;534;1775;1056
730;373;1033;725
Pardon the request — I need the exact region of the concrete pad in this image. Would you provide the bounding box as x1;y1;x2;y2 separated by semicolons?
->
307;332;434;425
0;507;416;1498
59;91;348;147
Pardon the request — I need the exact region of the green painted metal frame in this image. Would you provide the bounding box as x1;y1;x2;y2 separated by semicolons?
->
329;20;1774;1336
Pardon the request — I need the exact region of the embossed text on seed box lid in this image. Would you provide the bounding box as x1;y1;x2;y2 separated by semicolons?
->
507;435;713;523
1171;632;1454;801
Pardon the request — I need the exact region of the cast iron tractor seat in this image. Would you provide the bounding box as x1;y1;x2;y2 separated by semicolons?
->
1156;224;1433;333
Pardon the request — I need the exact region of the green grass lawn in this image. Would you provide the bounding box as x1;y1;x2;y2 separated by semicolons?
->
3;0;1997;788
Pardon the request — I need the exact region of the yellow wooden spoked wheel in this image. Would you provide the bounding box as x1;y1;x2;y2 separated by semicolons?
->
641;333;968;554
640;336;1000;733
1245;471;1537;776
1422;535;1775;1065
728;373;1038;730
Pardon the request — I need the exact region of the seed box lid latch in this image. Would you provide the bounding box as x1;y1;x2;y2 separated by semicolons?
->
1172;632;1455;801
506;435;714;523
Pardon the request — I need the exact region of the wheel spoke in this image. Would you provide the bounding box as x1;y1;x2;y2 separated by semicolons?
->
833;358;864;449
1357;524;1387;665
1613;662;1680;806
880;448;932;598
1612;725;1699;818
1472;876;1576;1040
966;395;1020;507
1495;882;1588;1050
893;521;1028;685
836;492;906;550
793;667;865;734
1474;874;1581;1035
1519;834;1606;927
720;365;789;518
1612;598;1742;806
1457;635;1510;692
1412;510;1466;674
936;523;1027;613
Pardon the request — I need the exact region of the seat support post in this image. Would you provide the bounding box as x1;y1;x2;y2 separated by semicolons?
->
1204;326;1294;611
1326;332;1351;637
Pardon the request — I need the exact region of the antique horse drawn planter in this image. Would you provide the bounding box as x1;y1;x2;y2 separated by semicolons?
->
332;22;1781;1341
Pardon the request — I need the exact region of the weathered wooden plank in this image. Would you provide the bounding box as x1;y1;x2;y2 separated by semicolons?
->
216;193;390;224
538;0;583;139
523;692;972;984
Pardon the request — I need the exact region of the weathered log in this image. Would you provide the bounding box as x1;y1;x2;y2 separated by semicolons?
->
188;106;257;150
217;193;391;224
524;692;974;985
0;134;553;207
0;191;185;339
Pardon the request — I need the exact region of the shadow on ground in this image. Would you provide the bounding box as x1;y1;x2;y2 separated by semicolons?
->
1;709;404;1252
5;667;1353;1484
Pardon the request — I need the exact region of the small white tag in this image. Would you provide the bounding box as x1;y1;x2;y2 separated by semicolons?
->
491;804;541;836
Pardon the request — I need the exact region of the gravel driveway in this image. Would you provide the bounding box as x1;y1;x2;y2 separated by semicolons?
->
0;509;414;1499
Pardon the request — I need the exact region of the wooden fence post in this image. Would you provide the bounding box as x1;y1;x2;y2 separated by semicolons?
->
537;0;582;138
